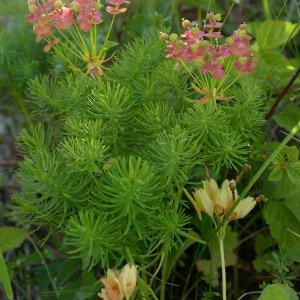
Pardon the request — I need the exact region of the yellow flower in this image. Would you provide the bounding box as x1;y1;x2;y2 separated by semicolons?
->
98;264;138;300
193;178;255;222
119;264;137;300
98;269;123;300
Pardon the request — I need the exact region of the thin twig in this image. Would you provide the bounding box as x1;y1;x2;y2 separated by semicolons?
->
0;161;19;167
267;66;300;119
237;291;262;300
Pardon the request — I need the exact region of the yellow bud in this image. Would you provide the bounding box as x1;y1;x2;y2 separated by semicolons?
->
159;32;169;41
250;43;259;54
214;13;222;21
54;0;64;9
182;19;191;29
239;57;248;65
169;33;178;43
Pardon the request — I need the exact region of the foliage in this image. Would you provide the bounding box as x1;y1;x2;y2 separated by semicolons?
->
1;0;300;299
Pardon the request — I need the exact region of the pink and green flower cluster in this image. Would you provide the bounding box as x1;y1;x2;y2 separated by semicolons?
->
162;13;257;79
27;0;129;46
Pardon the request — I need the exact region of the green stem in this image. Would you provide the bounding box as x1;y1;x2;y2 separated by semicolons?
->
219;236;227;300
160;251;168;300
219;120;300;229
101;14;116;57
0;251;13;300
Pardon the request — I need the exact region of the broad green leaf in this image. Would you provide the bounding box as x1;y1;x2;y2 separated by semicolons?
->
268;146;299;183
264;174;300;200
0;227;28;253
287;162;300;185
253;252;273;273
254;232;274;255
0;252;13;300
258;283;298;300
268;167;284;182
248;21;299;50
197;226;238;285
274;103;300;135
264;198;300;262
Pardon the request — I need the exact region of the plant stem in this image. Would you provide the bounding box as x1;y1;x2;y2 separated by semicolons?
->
101;14;116;57
219;236;227;300
0;251;13;300
160;251;168;300
267;66;300;119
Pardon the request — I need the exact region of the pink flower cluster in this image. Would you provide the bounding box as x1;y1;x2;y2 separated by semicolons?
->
27;0;130;49
162;13;256;79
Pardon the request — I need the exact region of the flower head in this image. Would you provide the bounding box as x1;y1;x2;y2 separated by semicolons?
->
98;263;138;300
193;178;256;223
77;7;103;32
119;264;137;300
51;7;74;29
106;0;130;14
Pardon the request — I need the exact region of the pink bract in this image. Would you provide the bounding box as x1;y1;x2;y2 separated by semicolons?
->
51;7;74;30
77;8;103;32
33;16;52;41
106;6;127;14
76;0;98;8
234;58;256;74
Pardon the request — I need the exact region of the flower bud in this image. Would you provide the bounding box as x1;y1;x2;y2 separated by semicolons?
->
239;22;247;31
182;19;191;29
238;29;246;39
225;37;234;45
191;44;198;52
214;13;222;22
70;1;80;12
206;12;214;20
238;57;248;65
160;32;169;41
54;0;64;9
94;2;102;10
216;57;225;64
250;43;259;54
191;27;198;34
169;33;178;43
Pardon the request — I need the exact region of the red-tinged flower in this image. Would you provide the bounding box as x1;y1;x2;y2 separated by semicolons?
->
228;32;252;57
43;39;58;52
181;30;204;44
36;1;55;15
77;7;103;32
27;13;38;23
200;61;225;79
106;0;130;4
210;45;230;58
106;6;127;14
234;57;256;74
76;0;97;8
33;16;52;41
51;7;74;29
